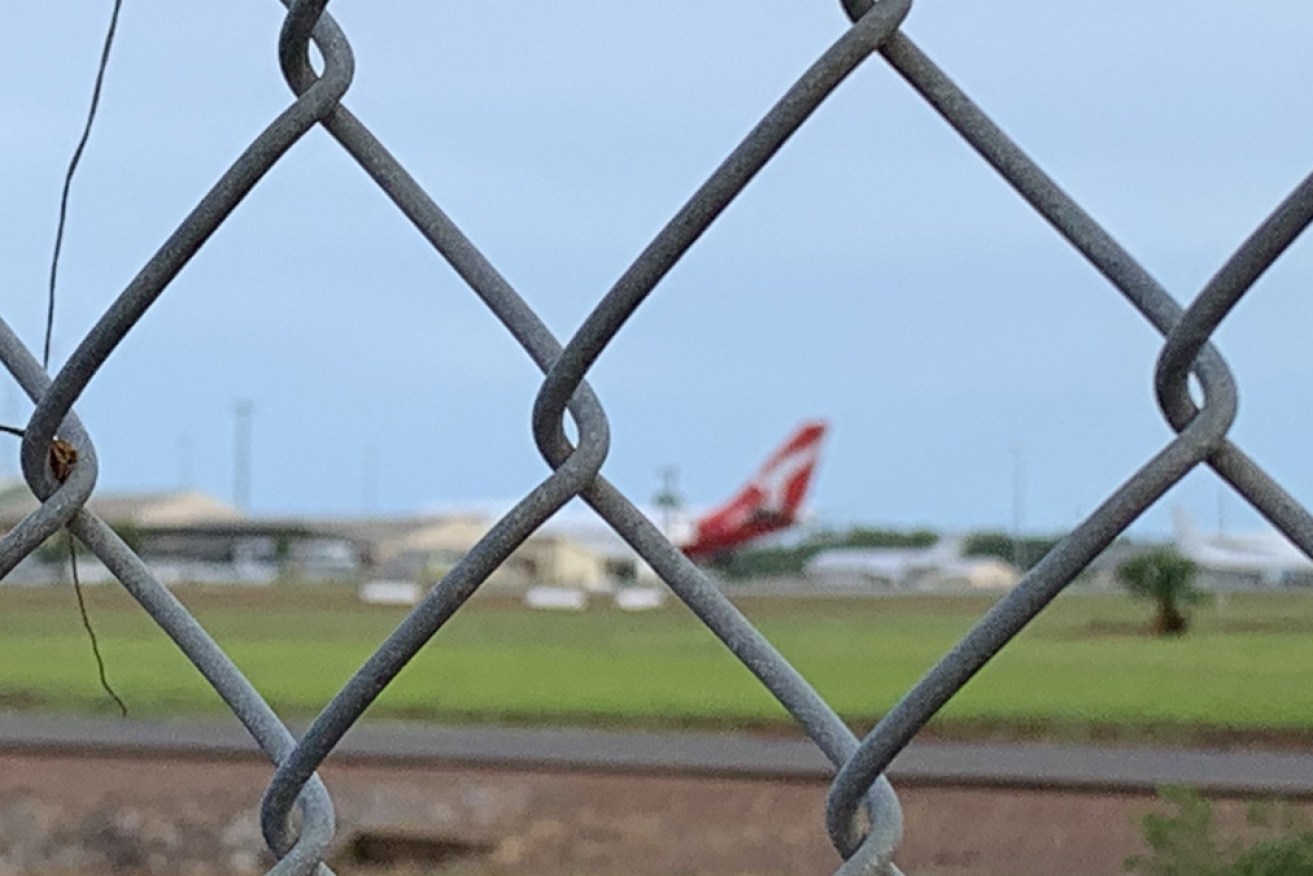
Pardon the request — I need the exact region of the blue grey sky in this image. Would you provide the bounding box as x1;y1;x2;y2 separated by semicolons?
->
3;2;1313;537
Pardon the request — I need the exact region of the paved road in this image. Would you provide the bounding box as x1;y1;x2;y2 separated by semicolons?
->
1;713;1311;797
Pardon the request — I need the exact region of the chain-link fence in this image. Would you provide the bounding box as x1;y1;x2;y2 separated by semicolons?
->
4;0;1313;873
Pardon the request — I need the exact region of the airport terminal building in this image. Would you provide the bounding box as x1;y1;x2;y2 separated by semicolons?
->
0;481;624;592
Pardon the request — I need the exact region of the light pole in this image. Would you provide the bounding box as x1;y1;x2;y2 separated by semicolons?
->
654;466;682;540
234;400;253;512
1011;443;1026;569
177;433;193;490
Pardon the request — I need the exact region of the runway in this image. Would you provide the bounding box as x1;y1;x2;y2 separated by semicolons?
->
1;713;1310;797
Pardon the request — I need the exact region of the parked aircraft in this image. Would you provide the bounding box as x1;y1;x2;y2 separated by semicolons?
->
681;421;827;561
801;537;961;584
1172;507;1313;584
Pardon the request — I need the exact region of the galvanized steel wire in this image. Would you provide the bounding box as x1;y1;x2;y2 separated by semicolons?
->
3;1;1313;873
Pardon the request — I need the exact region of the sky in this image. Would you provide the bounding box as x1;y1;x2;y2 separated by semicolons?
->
3;2;1313;539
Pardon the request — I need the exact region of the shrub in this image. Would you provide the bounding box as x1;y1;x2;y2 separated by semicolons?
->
1126;787;1313;875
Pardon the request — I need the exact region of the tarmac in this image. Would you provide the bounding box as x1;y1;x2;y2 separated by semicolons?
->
1;713;1311;797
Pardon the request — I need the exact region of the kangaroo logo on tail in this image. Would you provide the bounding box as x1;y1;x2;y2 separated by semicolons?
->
682;421;827;561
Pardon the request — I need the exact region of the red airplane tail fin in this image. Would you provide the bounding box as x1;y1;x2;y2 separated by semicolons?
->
682;421;827;560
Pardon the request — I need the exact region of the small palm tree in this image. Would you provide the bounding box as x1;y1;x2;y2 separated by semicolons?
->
1117;548;1202;636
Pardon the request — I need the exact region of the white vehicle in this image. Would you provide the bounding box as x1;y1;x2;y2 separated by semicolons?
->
613;586;666;611
523;585;588;611
359;579;422;606
1172;507;1313;584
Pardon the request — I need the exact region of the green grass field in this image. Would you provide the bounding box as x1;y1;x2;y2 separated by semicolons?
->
2;584;1312;744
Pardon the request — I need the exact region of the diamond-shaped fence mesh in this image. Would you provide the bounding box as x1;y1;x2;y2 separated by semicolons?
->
5;1;1313;873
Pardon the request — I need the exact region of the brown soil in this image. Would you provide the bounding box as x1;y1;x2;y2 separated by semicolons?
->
0;749;1304;875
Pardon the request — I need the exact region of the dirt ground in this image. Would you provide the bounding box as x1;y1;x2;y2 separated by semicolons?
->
0;750;1297;875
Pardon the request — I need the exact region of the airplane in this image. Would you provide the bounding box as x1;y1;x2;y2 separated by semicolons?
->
1172;507;1313;584
801;536;967;587
680;420;827;561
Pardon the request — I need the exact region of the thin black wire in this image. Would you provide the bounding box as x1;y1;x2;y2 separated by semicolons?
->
66;535;127;717
0;425;23;439
44;0;126;368
40;1;129;718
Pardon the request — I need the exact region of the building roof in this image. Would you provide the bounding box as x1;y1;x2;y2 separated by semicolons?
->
0;481;243;528
0;481;606;571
